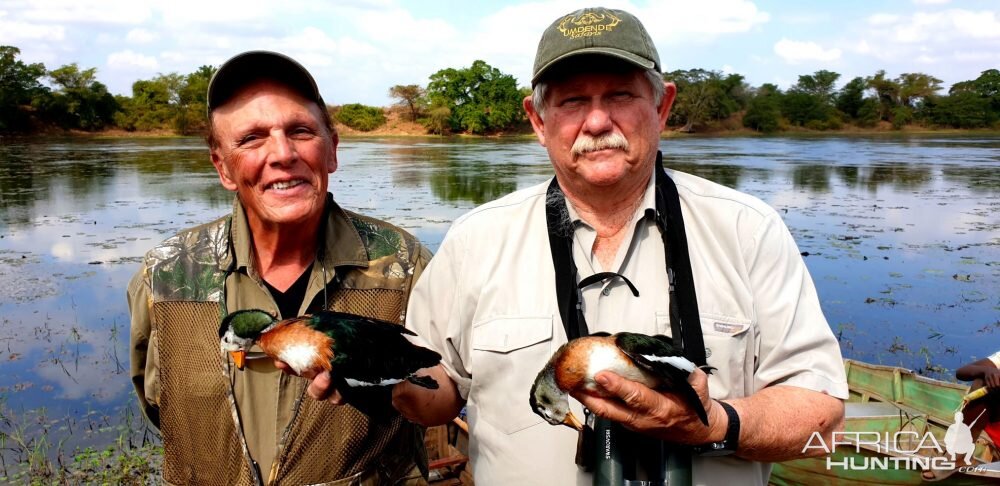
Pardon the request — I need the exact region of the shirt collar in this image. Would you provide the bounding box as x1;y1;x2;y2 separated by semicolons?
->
222;194;370;274
565;166;658;228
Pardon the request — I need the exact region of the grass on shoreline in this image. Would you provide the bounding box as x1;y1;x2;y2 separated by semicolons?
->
0;397;162;485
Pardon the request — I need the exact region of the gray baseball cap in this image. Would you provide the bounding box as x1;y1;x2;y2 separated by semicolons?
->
531;7;660;86
207;50;324;114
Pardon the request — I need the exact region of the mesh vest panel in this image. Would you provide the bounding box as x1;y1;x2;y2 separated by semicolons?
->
155;287;424;485
154;300;257;485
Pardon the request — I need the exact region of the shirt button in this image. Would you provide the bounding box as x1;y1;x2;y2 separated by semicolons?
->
601;287;611;296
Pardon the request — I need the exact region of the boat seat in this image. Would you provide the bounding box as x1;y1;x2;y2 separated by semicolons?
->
845;401;902;417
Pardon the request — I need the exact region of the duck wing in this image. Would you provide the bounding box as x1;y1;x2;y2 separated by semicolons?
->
614;332;709;425
307;311;441;388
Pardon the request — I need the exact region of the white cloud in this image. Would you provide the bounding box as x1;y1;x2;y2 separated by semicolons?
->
107;50;158;71
0;14;66;42
774;38;842;64
949;10;1000;39
952;50;999;62
16;0;151;24
158;0;275;26
95;33;116;45
125;28;157;44
868;14;900;26
276;27;340;54
835;7;1000;90
641;0;770;40
778;13;829;25
855;9;1000;64
161;51;186;63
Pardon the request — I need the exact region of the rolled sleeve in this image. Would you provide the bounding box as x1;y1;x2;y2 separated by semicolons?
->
988;350;1000;368
747;212;848;399
406;229;473;400
127;265;161;428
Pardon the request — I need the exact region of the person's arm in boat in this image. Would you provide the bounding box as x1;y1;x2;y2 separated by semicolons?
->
956;357;1000;390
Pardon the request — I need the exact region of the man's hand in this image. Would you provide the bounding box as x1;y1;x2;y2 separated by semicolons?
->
273;361;344;405
985;367;1000;391
574;368;728;445
391;364;465;427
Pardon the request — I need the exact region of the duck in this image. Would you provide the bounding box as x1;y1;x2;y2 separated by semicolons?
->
530;332;713;430
219;309;440;389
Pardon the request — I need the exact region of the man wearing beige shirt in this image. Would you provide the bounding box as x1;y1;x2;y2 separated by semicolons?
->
385;7;849;485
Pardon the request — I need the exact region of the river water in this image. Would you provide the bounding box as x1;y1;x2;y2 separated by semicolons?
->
0;135;997;465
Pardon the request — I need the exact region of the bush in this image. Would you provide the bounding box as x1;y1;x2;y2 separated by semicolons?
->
855;99;880;128
891;106;913;130
742;96;781;133
335;103;386;131
422;105;451;135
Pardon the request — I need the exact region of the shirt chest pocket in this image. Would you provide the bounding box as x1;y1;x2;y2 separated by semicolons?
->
701;314;752;399
655;312;752;399
470;316;554;434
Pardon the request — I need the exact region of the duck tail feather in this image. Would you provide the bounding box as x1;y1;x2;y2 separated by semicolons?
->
407;374;439;389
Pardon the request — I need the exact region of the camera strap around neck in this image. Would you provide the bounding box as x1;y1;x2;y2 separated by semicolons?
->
544;151;706;366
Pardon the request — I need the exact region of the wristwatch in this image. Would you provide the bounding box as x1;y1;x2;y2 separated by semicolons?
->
694;400;740;456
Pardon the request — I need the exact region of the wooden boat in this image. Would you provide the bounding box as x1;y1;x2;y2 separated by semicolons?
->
770;359;1000;485
427;417;473;485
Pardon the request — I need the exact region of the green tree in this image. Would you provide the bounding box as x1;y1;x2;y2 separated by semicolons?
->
742;83;782;132
47;63;117;130
116;76;174;131
835;77;867;120
335;103;386;131
950;69;1000;116
115;68;213;133
855;98;881;127
176;66;214;134
424;103;451;135
891;106;913;129
781;71;840;128
426;60;523;134
388;84;425;122
795;69;840;105
896;72;942;108
666;69;748;131
0;45;48;132
925;91;996;128
866;70;899;122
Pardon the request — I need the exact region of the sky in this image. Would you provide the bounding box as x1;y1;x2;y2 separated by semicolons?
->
2;0;999;106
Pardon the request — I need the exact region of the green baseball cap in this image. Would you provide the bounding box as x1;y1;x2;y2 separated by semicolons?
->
531;7;660;86
207;50;324;115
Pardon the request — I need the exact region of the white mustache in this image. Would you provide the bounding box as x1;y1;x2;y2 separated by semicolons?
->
571;132;629;156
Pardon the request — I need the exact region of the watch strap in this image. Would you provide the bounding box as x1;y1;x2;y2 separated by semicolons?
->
694;399;740;456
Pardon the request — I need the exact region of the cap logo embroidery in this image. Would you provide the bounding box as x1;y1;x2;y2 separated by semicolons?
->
557;11;621;39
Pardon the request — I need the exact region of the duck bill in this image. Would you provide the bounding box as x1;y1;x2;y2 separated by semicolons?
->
563;411;584;431
229;350;246;370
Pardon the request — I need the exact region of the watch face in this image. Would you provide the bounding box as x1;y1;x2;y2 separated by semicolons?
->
697;441;734;457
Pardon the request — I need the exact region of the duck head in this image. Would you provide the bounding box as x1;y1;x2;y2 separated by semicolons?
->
219;309;277;369
529;362;583;431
